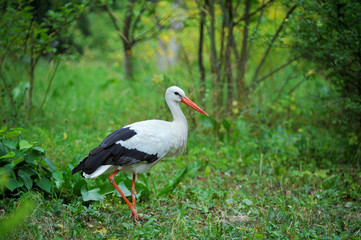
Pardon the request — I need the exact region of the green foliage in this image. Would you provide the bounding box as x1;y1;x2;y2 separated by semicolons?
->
0;0;87;120
0;1;87;58
292;0;361;142
0;126;60;195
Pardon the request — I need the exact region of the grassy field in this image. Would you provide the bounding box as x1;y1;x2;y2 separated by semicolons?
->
0;56;360;239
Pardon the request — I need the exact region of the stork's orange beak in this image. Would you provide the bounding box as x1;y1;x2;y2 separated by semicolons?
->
181;96;209;117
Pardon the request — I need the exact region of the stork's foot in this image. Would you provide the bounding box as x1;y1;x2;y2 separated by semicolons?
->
130;210;139;227
130;208;139;221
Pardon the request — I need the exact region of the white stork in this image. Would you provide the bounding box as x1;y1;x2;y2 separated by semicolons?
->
72;86;208;222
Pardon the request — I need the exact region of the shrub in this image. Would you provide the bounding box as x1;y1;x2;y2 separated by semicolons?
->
292;0;361;151
0;126;63;196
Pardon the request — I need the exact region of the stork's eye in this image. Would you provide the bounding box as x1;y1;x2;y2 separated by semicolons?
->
174;92;181;96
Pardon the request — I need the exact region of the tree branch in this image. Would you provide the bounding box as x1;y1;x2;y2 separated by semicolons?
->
251;4;297;85
132;13;172;44
130;1;149;41
247;0;265;59
247;55;300;92
234;0;276;25
0;71;17;112
103;5;129;43
41;58;61;109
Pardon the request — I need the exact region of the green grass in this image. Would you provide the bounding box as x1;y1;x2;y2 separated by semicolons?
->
3;151;360;239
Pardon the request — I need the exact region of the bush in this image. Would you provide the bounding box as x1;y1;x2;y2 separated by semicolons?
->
292;0;361;152
0;126;64;196
0;126;157;202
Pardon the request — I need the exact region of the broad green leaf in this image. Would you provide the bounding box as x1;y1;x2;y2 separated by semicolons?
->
0;152;15;159
52;171;64;188
44;157;56;172
26;150;43;164
19;167;36;177
32;146;45;153
10;128;24;132
5;177;24;191
3;140;17;150
12;157;25;166
116;182;131;197
81;186;103;201
5;130;20;138
35;177;52;193
135;181;150;200
18;169;33;189
98;182;117;196
0;168;10;191
19;140;33;150
73;179;87;195
0;126;7;134
0;143;7;156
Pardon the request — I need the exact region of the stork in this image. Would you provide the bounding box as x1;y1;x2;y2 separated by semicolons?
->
72;86;208;222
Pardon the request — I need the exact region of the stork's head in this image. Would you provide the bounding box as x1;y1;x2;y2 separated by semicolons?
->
166;86;209;117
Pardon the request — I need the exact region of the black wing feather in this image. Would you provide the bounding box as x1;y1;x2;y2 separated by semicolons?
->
101;127;136;148
72;127;158;176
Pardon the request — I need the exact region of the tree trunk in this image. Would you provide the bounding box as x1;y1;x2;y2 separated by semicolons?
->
29;65;34;108
237;0;251;104
206;0;221;107
198;1;206;100
123;42;133;79
28;45;35;115
123;1;134;79
223;0;234;112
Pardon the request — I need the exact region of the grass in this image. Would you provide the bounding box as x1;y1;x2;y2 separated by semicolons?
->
3;151;360;239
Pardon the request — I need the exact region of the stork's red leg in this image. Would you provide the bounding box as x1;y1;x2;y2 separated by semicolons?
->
108;170;139;221
131;173;137;209
130;173;137;218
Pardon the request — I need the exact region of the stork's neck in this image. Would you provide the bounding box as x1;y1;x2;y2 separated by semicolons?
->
167;99;188;127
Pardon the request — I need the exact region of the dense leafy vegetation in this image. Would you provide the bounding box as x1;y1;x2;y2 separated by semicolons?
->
293;0;361;143
0;126;57;195
0;0;360;239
